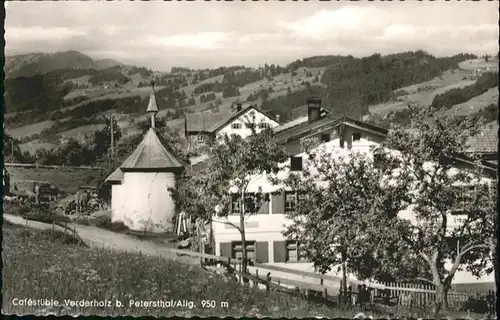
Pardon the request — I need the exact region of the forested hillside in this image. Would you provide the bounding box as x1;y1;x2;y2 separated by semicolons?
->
5;50;124;78
5;49;493;166
320;51;477;119
431;72;498;110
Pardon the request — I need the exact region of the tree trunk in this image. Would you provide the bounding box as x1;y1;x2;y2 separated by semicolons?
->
434;283;444;320
240;191;248;275
443;284;450;310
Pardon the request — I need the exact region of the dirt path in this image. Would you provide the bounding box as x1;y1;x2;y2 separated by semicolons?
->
3;213;198;265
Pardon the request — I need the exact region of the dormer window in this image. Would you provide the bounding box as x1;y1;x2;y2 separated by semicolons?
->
197;135;205;142
290;156;303;171
232;122;241;129
353;132;361;141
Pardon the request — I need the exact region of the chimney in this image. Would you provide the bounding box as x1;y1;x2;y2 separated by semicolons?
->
276;114;281;123
236;103;242;112
307;98;322;123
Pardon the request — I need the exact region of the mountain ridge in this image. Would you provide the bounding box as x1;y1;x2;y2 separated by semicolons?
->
5;50;126;78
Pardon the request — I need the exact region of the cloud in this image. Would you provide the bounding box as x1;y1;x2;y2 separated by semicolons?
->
276;7;383;41
147;32;233;50
4;2;498;69
7;27;87;42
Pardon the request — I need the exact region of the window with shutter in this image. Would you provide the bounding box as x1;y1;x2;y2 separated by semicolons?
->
244;193;256;213
231;194;241;215
290;156;303;171
285;192;297;212
273;241;287;263
255;241;269;263
271;191;285;214
232;241;256;261
220;242;232;258
286;240;308;262
257;193;270;214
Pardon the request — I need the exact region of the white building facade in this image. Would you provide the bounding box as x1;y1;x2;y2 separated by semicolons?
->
212;120;496;285
105;90;184;233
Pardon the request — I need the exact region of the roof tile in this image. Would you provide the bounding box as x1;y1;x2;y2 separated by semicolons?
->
119;128;184;170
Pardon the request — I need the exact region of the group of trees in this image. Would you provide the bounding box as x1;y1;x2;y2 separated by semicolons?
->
28;117;123;166
128;66;153;77
172;107;495;319
290;107;495;317
431;72;499;111
222;85;240;98
199;93;217;103
88;67;131;85
260;85;324;123
246;88;273;102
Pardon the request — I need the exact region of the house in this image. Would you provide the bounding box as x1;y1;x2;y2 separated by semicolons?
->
211;100;497;284
465;122;498;166
105;89;184;233
184;104;279;150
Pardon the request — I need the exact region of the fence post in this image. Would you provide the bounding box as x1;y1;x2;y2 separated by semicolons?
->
238;263;242;284
323;288;328;299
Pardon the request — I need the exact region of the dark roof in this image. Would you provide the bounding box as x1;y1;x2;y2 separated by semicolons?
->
273;109;330;134
185;105;275;133
274;115;341;143
273;114;389;144
118;128;184;171
466;123;498;154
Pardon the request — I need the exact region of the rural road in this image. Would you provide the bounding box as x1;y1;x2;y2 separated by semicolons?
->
3;213;198;265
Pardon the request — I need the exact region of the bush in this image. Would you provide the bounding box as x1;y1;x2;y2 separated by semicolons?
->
460;296;490;314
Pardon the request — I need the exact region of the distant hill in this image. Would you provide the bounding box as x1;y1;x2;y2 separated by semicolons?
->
5;50;125;78
5;49;496;165
94;58;126;70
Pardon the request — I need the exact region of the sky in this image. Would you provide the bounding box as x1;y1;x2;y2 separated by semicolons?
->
5;1;499;72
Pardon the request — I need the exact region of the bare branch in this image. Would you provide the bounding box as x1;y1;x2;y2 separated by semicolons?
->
459;243;489;257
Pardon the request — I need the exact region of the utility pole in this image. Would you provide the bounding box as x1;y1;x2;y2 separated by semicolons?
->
110;115;114;162
11;140;14;157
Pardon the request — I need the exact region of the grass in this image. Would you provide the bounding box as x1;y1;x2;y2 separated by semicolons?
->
8;120;57;139
2;222;372;317
6;166;105;195
4;213;492;319
368;67;493;116
447;87;499;116
4;213;492;318
19;141;59;154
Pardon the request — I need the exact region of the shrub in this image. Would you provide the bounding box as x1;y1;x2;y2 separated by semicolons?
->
460;296;491;314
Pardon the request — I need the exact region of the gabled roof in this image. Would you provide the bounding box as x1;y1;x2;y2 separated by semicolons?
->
273;109;330;134
119;128;184;172
185;105;276;133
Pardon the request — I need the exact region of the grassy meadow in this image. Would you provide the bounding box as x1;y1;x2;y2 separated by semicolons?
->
1;221;367;317
3;219;491;318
